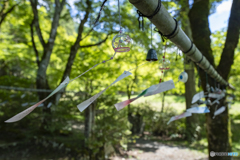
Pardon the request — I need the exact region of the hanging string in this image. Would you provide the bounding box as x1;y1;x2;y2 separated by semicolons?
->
214;79;216;89
159;72;164;83
151;23;153;48
206;72;208;86
118;0;122;33
70;56;114;83
164;44;167;58
128;61;150;72
137;0;162;31
70;36;123;83
175;48;179;61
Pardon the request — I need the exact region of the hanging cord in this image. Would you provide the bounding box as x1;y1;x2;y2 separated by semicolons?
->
69;56;114;83
128;61;150;72
175;48;179;61
206;72;210;93
159;71;164;83
214;79;217;89
206;72;208;85
118;0;122;33
163;44;167;58
137;0;161;31
70;37;121;83
154;18;178;42
151;23;153;48
159;45;167;83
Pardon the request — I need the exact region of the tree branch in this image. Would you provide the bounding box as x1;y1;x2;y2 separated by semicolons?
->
30;0;46;47
80;33;111;48
80;0;109;41
189;0;215;67
30;19;40;67
59;0;92;84
0;2;19;27
80;23;101;41
73;0;92;48
46;0;66;47
217;0;240;80
0;0;7;18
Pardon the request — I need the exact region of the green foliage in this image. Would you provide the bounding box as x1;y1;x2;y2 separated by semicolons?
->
85;95;131;159
1;0;240;159
212;30;240;99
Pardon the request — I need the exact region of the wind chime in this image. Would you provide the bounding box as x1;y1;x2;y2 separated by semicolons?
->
114;23;176;111
158;45;170;83
112;0;132;54
146;23;158;61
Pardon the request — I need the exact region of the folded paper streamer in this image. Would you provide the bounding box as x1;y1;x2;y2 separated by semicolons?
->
144;80;175;97
5;77;70;123
211;98;220;106
213;106;226;119
192;91;204;104
187;106;210;114
167;112;192;125
115;89;147;111
227;97;233;101
114;80;175;111
77;71;132;112
208;92;225;99
228;103;231;109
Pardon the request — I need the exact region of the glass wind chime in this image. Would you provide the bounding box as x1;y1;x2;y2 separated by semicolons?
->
112;0;132;54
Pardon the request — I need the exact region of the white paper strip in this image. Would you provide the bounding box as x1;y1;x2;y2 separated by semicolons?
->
47;77;70;98
191;103;199;108
77;90;105;112
213;106;226;118
5;99;46;123
77;71;132;112
47;102;52;108
144;80;175;97
187;106;210;114
211;98;220;105
227;97;233;101
21;102;29;107
192;91;204;104
167;112;192;125
208;93;225;99
228;104;231;109
5;77;70;123
114;89;148;111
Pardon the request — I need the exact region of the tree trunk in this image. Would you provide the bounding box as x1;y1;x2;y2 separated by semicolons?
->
179;0;197;142
189;0;240;159
30;0;66;130
84;102;95;138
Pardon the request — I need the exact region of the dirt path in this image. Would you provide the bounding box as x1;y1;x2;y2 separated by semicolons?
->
111;139;208;160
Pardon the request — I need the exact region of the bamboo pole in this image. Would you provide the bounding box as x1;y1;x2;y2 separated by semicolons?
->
129;0;234;89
